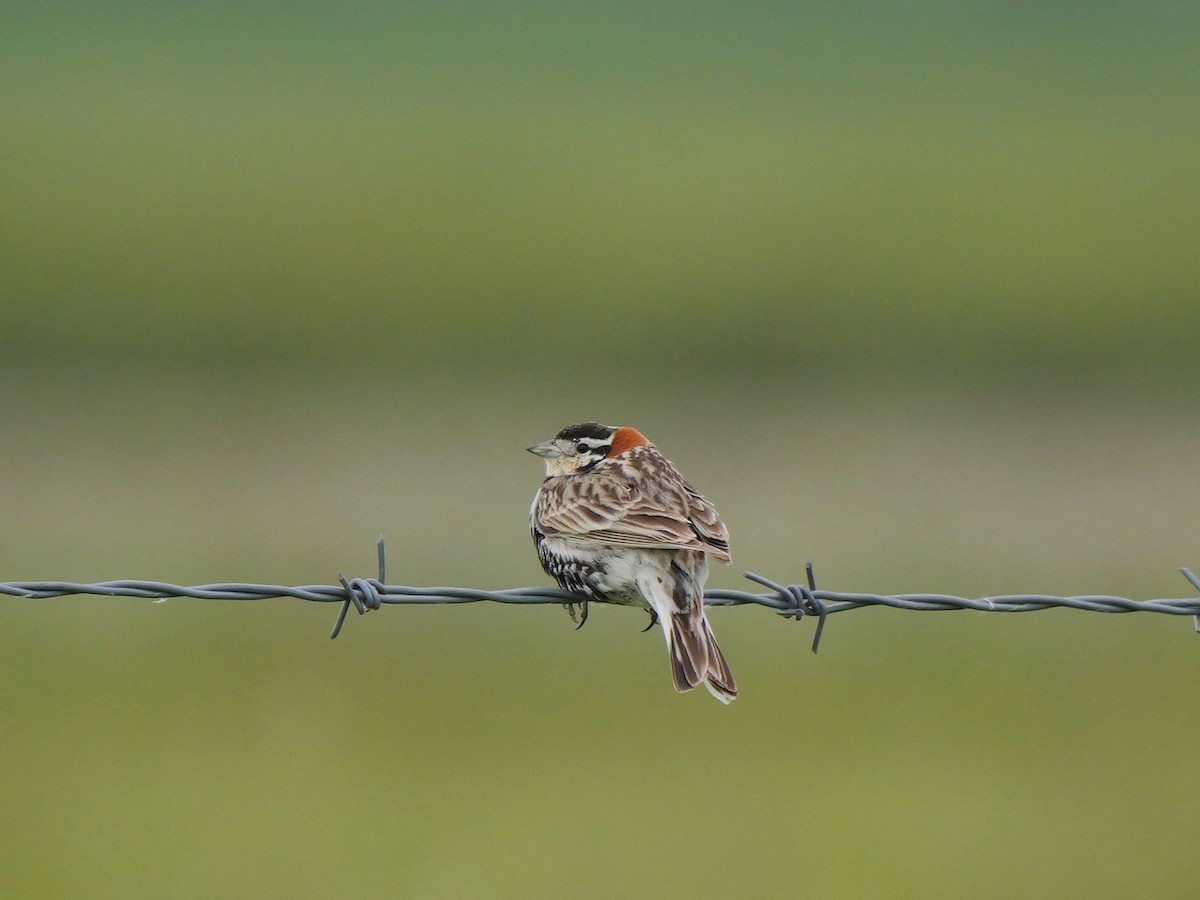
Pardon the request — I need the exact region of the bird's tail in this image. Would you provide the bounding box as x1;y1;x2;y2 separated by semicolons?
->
667;610;738;704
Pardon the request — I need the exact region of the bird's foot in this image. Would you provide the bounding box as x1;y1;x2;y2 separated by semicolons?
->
640;609;659;633
564;599;589;630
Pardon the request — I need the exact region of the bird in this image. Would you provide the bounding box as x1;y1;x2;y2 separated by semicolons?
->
527;422;737;704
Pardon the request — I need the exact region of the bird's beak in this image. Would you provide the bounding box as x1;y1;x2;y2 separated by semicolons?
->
526;440;561;459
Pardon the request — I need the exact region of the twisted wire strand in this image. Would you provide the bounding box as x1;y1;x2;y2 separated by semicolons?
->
4;579;1198;614
3;541;1198;652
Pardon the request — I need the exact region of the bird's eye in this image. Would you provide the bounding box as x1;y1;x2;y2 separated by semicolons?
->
575;442;590;455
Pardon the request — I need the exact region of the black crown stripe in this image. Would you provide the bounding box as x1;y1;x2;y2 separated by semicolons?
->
555;422;614;442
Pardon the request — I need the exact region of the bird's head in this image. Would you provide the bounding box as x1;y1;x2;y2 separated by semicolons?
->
527;422;649;477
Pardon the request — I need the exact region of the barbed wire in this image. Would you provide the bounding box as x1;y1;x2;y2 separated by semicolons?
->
3;539;1198;652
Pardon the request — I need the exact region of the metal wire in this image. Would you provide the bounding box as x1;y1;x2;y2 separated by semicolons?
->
3;539;1199;653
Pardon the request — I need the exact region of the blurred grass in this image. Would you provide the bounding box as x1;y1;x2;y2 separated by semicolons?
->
2;3;1200;897
3;371;1199;897
3;4;1199;384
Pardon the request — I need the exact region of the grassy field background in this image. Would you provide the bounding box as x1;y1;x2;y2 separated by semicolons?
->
2;4;1199;898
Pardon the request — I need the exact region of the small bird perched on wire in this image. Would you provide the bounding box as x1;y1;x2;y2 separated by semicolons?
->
528;422;737;703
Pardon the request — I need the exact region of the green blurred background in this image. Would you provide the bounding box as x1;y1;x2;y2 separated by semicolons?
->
3;3;1199;897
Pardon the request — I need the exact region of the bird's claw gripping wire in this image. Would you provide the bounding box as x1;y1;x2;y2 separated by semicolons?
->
329;536;388;639
744;563;828;653
565;599;589;629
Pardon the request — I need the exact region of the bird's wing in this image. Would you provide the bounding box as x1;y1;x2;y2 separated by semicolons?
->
536;467;731;561
680;483;731;561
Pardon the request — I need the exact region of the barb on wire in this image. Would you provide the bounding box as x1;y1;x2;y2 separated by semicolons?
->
742;562;828;653
3;540;1200;652
1183;568;1200;633
329;536;388;640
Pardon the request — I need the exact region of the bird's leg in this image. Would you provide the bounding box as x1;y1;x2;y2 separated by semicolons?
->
641;609;658;633
564;598;589;629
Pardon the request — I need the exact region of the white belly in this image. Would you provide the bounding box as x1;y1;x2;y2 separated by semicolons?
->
539;537;709;610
